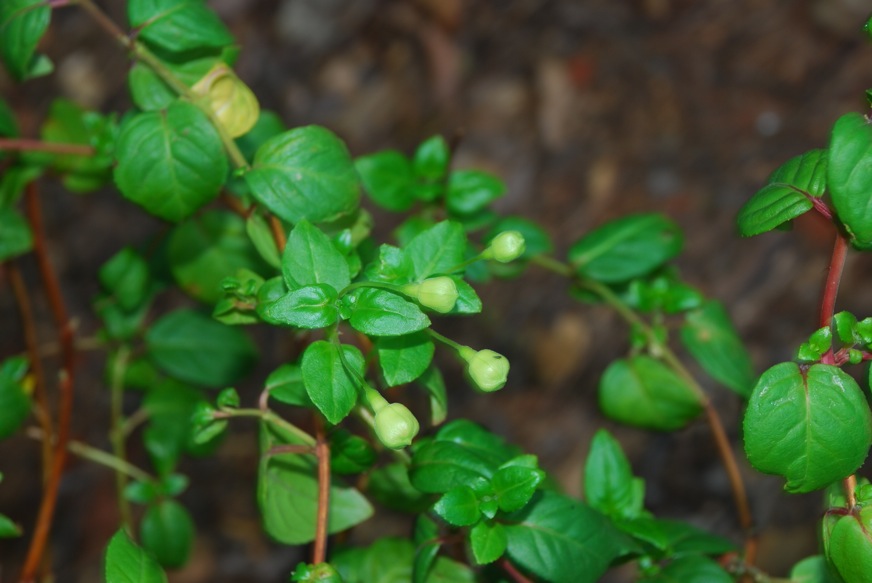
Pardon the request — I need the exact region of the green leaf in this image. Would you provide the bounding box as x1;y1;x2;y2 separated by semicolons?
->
301;341;365;424
258;422;373;544
128;0;233;56
245;126;359;224
145;309;257;387
409;440;498;494
413;135;449;181
413;515;441;583
640;555;733;583
355;150;415;211
584;429;644;520
128;55;224;112
0;356;30;440
235;110;286;163
744;362;872;493
492;465;544;513
449;277;482;315
0;165;41;209
283;220;350;292
620;517;733;557
434;485;480;526
114;101;228;222
487;216;554;259
0;0;50;81
265;364;311;407
0;207;33;262
140;499;194;569
470;521;507;565
569;214;684;283
0;513;21;538
143;382;208;474
405;221;467;280
368;462;433;513
829;113;872;248
416;366;448;425
263;284;339;329
99;247;151;311
790;555;841;583
0;97;19;139
503;491;627;583
446;170;505;216
376;332;434;387
347;288;430;336
168;210;267;304
435;419;522;466
680;301;755;398
363;244;414;285
599;356;702;431
245;213;281;269
104;529;168;583
330;429;377;474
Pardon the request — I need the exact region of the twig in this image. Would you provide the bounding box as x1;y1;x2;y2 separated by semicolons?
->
0;138;94;156
268;215;287;251
313;415;331;564
501;558;535;583
19;183;77;583
109;346;133;530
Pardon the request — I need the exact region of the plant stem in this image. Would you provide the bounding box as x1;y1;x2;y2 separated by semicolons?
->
218;408;317;446
269;215;287;251
501;558;534;583
427;328;465;352
0;138;94;156
313;414;331;565
109;346;133;530
19;183;77;583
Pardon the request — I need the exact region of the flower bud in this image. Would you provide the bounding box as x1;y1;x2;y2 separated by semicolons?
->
402;276;459;313
459;347;510;392
191;63;260;138
483;231;525;263
374;403;420;449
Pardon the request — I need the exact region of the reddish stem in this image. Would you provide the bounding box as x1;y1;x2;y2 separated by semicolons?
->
19;183;76;583
0;138;94;157
313;415;331;564
269;215;287;252
501;558;535;583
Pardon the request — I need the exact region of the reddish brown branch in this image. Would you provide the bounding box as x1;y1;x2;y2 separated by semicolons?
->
268;215;287;252
5;263;54;477
19;183;76;583
501;558;534;583
313;415;331;565
0;138;94;157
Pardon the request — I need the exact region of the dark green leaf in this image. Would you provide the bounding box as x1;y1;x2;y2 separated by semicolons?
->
104;529;168;583
0;207;33;261
368;462;434;513
680;301;755;398
599;356;702;431
0;97;18;139
405;221;467;279
143;382;207;474
641;555;732;583
263;284;339;329
413;135;449;181
376;332;434;387
330;429;376;474
114;101;228;222
301;341;365;424
446;170;505;215
0;513;21;538
0;165;41;209
0;0;50;81
470;521;507;565
265;364;310;407
128;56;222;112
99;247;151;311
146;309;257;387
128;0;233;56
416;366;448;425
449;277;482;315
569;214;683;283
347;288;430;336
140;500;194;569
744;362;872;493
409;440;497;494
492;465;544;513
235;110;286;162
829;113;872;248
413;515;440;583
355;150;415;211
363;244;414;285
736;183;814;237
258;422;373;544
245;126;359;224
435;419;521;466
768;149;828;197
168;210;267;304
434;485;480;526
246;213;281;269
620;517;734;557
283;220;350;292
584;429;645;520
0;356;30;440
503;491;626;583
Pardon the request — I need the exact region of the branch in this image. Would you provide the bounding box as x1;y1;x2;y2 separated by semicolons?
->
0;138;94;156
313;415;331;565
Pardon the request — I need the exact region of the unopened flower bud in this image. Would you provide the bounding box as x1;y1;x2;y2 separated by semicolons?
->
459;347;510;392
402;277;458;313
483;231;525;263
374;403;420;449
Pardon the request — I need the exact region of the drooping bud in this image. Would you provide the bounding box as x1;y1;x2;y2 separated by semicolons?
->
191;63;260;138
459;346;510;392
402;276;459;313
374;402;420;449
482;231;525;263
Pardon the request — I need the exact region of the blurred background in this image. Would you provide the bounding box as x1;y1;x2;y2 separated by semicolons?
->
4;0;872;581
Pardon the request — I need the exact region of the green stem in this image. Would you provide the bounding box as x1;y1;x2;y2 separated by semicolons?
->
427;328;465;352
339;280;406;298
219;408;316;446
530;254;572;277
109;345;133;530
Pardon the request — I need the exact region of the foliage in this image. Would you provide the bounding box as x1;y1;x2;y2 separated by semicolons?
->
2;3;872;583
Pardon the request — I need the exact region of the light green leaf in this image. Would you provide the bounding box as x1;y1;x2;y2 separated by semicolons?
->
128;0;233;56
470;521;507;565
265;363;310;407
301;341;365;424
376;332;434;387
569;213;683;283
680;301;755;398
282;220;350;292
245;126;359;224
829;113;872;248
355;150;415;211
584;429;644;520
446;170;505;215
492;465;544;512
434;485;480;526
258;422;373;544
0;0;50;81
104;529;168;583
140;500;194;569
262;284;339;329
789;555;840;583
405;220;466;280
640;555;732;583
145;309;257;387
413;135;449;181
114;101;227;222
416;365;448;425
744;362;872;493
346;288;430;336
